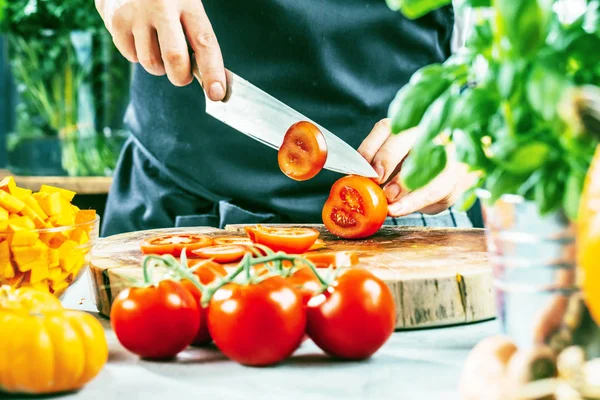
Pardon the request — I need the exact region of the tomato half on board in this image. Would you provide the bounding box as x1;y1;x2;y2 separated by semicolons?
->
213;237;254;246
322;175;387;239
245;225;320;254
304;251;359;269
140;234;213;257
307;239;326;251
192;245;247;263
278;121;328;181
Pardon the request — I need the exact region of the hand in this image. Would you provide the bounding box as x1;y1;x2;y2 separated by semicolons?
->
95;0;226;101
358;118;476;217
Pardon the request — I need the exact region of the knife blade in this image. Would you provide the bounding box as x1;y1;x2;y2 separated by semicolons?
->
192;61;379;179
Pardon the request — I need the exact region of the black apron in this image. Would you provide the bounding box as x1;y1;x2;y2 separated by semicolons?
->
102;0;470;236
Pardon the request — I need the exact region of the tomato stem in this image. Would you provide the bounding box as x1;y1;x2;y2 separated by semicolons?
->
200;260;247;307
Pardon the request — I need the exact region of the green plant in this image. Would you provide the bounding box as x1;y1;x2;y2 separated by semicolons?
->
386;0;600;220
0;0;130;176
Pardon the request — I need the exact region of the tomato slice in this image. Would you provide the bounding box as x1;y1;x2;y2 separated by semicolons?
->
303;251;359;269
322;175;388;239
140;234;213;257
245;225;320;254
307;239;326;251
213;237;254;246
188;260;228;284
192;245;248;263
278;121;328;181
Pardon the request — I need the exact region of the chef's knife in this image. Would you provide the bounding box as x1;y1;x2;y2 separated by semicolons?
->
192;58;379;178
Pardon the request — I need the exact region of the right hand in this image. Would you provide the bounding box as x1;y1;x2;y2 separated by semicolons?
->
95;0;226;101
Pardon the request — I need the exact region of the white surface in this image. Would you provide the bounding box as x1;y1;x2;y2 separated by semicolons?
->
24;269;500;400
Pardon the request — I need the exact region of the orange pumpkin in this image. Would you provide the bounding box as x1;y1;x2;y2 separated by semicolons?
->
578;145;600;326
0;285;108;395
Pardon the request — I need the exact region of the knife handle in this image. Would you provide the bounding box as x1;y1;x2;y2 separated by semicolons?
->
191;53;233;103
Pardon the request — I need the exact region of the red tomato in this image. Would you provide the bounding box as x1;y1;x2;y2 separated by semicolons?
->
322;175;387;239
181;261;227;346
245;225;320;254
306;268;396;360
278;121;328;181
286;266;322;306
207;276;306;366
304;251;359;269
140;234;213;257
110;280;200;359
192;244;247;263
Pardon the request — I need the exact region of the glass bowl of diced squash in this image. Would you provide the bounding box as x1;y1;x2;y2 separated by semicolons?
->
0;176;99;298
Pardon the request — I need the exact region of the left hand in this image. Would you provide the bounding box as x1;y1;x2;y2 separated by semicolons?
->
357;118;476;218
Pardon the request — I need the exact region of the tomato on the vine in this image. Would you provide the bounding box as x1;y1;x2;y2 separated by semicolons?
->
286;265;322;306
140;234;213;256
306;268;396;360
245;225;320;254
278;121;328;181
192;244;247;263
110;280;200;360
181;260;227;346
322;176;387;239
207;276;306;366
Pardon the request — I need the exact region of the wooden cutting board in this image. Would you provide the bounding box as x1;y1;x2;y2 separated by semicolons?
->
89;224;495;330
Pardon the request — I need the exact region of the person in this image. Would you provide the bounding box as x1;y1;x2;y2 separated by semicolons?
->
95;0;474;237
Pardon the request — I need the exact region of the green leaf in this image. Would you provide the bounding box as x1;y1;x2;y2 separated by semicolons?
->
453;129;488;169
499;141;552;174
450;86;499;130
495;0;550;58
400;143;447;191
486;169;523;203
465;19;494;55
457;0;492;7
386;0;453;19
563;170;585;221
0;0;6;23
526;64;570;121
534;170;563;215
418;88;458;141
497;61;526;100
388;75;451;134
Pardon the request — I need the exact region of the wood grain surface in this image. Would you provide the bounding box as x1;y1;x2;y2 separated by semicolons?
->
0;169;112;194
89;224;495;330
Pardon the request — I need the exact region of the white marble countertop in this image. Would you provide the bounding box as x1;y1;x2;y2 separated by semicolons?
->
14;270;497;400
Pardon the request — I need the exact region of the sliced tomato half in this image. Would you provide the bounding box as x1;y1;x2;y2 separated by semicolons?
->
278;121;328;181
140;234;213;257
322;175;388;239
213;237;254;246
307;239;326;251
188;260;228;284
245;225;320;254
192;244;248;263
304;251;359;269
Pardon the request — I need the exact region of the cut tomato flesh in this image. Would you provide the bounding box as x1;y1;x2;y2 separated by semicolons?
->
192;245;248;263
213;237;254;246
278;121;328;181
140;234;213;256
308;239;326;251
245;225;320;254
188;260;228;284
303;251;359;269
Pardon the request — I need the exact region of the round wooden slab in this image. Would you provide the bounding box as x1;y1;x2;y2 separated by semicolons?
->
89;224;495;330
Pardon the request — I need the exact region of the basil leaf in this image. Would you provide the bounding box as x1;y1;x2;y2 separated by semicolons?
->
453;129;488;169
388;76;451;134
563;170;585;221
534;170;563;215
450;86;499;130
457;0;492;7
418;88;457;141
500;141;552;174
486;169;523;203
497;61;526;100
526;64;570;121
386;0;453;19
496;0;549;58
400;143;447;191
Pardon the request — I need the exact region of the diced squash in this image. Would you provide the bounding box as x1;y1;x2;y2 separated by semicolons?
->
11;186;32;198
40;184;76;202
7;215;35;231
48;267;68;283
28;279;51;293
0;207;8;220
16;191;48;220
50;280;69;295
58;240;80;272
12;240;48;272
0;191;25;213
0;221;6;231
49;249;60;268
10;231;39;247
0;176;16;193
40;232;70;249
49;213;76;227
75;210;96;225
19;205;49;229
5;272;25;288
29;261;50;284
0;240;14;279
39;192;71;217
68;259;86;281
70;228;90;245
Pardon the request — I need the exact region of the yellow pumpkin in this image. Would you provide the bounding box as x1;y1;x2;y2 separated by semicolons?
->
0;285;108;395
578;145;600;326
